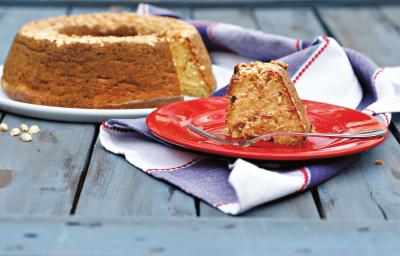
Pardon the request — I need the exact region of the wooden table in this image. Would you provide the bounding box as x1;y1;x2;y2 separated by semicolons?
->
0;1;400;255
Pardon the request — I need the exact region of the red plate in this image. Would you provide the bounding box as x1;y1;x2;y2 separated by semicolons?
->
146;97;387;160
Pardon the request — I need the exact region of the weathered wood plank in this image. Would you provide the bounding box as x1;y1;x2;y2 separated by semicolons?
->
75;138;196;216
315;7;400;219
255;8;325;39
168;7;192;18
194;8;257;29
0;216;399;256
381;6;400;29
69;5;130;15
0;115;95;215
0;6;97;216
318;133;400;219
317;7;400;66
0;0;398;8
0;7;66;64
70;6;191;21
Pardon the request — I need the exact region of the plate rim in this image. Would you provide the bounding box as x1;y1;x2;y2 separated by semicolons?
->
146;97;388;161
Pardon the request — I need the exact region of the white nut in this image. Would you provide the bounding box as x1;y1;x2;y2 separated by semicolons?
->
28;125;40;135
21;133;32;142
20;123;29;132
10;128;21;136
0;122;8;132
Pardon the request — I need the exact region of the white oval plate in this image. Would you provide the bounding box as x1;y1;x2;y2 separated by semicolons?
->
0;65;232;123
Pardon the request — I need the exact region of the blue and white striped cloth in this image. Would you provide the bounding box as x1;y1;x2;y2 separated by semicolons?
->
100;4;400;215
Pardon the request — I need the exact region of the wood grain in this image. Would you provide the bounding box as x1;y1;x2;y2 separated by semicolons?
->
318;133;400;219
0;115;95;215
0;0;398;8
70;5;190;18
316;7;400;219
380;6;400;26
0;6;98;216
317;7;400;66
0;216;399;255
194;8;257;29
172;8;192;18
69;5;130;15
75;138;196;217
255;8;325;40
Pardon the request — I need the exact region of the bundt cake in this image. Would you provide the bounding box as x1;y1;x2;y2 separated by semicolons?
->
1;13;216;109
225;61;311;146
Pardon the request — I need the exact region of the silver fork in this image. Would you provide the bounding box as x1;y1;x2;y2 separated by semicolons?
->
187;123;386;147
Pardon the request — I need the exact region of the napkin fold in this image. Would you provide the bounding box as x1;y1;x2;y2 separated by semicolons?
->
100;4;400;215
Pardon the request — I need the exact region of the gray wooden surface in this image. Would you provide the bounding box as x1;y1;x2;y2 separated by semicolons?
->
0;6;97;216
1;217;400;256
0;0;398;8
315;6;400;220
317;7;400;66
0;115;95;215
75;138;196;216
0;2;399;254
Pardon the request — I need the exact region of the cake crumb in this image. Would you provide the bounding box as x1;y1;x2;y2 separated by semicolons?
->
21;133;32;142
28;125;40;135
10;128;21;136
375;159;384;165
0;122;8;132
20;123;29;132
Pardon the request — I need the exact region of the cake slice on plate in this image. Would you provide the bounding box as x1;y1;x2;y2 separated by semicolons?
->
225;61;311;146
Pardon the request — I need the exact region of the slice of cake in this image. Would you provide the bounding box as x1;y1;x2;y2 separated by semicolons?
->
225;61;311;146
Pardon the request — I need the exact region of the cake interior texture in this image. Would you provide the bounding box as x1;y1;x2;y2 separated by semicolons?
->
2;13;216;109
225;61;311;146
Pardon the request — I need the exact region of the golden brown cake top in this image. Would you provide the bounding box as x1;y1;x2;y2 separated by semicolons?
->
17;13;199;46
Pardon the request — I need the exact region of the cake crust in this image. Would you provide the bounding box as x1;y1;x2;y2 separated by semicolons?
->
225;61;311;146
2;13;216;109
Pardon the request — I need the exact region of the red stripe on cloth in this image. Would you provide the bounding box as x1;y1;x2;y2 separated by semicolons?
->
296;39;301;51
146;157;203;173
373;68;384;81
138;3;146;15
215;201;237;208
299;167;309;191
101;122;134;133
382;113;390;125
293;36;330;84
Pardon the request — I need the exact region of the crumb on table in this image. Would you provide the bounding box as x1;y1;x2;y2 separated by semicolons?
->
375;159;384;165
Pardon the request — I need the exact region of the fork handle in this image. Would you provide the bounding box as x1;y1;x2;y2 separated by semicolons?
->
265;129;386;138
247;129;386;146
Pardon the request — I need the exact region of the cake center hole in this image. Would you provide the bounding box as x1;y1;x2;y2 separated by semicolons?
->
59;25;138;37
